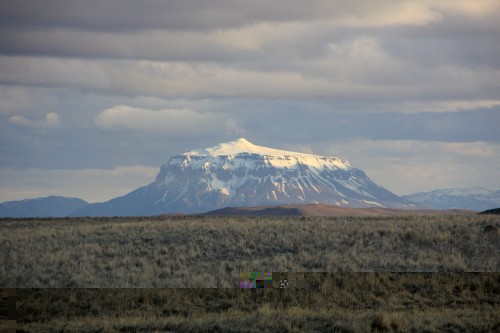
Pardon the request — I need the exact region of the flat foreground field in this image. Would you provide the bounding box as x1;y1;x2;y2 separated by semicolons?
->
1;214;499;332
8;274;500;332
1;214;499;287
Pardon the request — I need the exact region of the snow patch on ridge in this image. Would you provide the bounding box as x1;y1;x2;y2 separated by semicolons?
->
184;138;351;171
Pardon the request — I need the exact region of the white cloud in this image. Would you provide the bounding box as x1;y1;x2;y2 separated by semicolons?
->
355;99;500;113
329;1;498;27
332;2;443;27
433;0;500;18
94;104;228;136
434;100;500;112
225;118;245;136
9;112;60;128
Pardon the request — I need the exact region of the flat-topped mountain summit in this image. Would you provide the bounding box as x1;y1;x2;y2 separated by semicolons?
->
74;138;412;216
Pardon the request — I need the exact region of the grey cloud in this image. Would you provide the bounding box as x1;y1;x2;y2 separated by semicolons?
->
0;122;168;169
9;112;60;128
0;86;57;115
234;105;500;144
0;56;109;89
0;29;261;62
0;98;232;170
1;3;499;101
5;1;494;32
1;94;498;172
0;0;346;32
1;1;499;201
3;16;499;71
2;0;499;75
0;166;158;203
378;16;500;69
320;139;500;195
3;55;498;102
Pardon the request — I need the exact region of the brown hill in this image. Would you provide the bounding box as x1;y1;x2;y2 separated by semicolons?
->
201;204;474;217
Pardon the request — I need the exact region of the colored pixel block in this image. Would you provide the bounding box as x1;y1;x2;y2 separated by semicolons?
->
239;271;293;288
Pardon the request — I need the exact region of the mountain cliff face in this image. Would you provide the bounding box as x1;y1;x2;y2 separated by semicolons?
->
74;138;411;216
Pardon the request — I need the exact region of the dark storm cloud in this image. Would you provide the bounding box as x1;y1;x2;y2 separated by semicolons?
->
0;0;347;32
3;1;453;32
1;3;498;73
1;0;499;103
0;0;240;32
0;29;261;62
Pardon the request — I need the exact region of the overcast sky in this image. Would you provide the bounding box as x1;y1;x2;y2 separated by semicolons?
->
1;0;499;203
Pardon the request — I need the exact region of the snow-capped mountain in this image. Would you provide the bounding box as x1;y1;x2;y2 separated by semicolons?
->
74;138;412;216
0;196;88;218
403;187;500;211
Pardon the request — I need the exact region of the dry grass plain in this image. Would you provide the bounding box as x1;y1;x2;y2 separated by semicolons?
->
1;214;499;287
11;273;500;333
1;214;499;332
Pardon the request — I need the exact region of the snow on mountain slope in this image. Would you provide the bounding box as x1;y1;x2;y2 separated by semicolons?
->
74;138;412;216
182;138;351;171
403;187;500;211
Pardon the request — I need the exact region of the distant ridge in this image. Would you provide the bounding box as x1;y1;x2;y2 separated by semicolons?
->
0;196;88;218
403;187;500;211
202;204;474;217
479;208;500;215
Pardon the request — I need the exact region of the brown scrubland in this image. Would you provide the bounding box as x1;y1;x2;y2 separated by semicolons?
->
9;273;500;333
1;213;499;332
